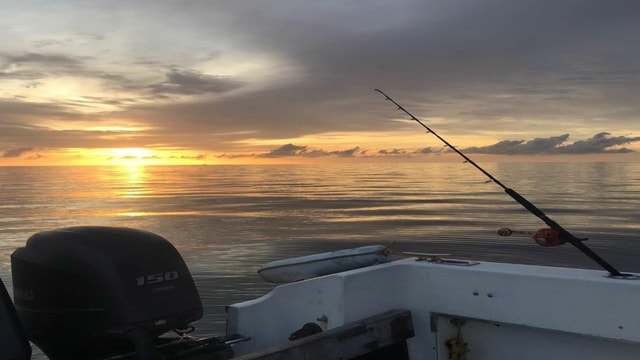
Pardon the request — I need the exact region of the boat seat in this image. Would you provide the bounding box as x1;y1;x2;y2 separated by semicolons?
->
0;277;31;360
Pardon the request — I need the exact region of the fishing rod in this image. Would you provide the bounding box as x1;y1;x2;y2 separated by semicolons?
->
374;88;631;278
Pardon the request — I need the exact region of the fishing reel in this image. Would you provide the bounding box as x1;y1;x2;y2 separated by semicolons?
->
497;227;566;247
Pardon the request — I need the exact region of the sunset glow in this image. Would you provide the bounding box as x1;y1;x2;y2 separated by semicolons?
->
1;2;639;166
109;147;153;160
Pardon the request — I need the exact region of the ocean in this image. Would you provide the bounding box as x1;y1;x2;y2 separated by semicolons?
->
1;162;639;357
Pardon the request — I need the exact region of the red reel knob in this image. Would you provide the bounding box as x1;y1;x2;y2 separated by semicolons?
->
532;228;565;247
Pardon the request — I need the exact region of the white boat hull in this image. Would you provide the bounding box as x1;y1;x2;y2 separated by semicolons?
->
229;257;640;359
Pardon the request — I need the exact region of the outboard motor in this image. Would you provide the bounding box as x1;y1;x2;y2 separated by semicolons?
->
11;226;204;360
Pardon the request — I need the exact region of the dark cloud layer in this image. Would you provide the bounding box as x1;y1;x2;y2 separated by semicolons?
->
463;135;571;155
0;52;85;80
257;144;362;158
260;144;308;157
2;147;37;158
1;1;639;160
149;69;244;95
555;132;640;154
463;133;640;155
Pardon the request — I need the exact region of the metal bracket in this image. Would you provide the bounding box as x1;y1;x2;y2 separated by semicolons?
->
402;252;479;266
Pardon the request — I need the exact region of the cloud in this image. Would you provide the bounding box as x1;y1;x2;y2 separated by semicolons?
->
2;147;37;158
3;52;83;67
463;135;569;155
378;148;410;156
217;153;250;159
555;132;640;154
260;144;308;157
149;69;244;95
1;1;639;161
180;154;207;160
0;52;87;79
375;146;452;157
415;147;440;155
254;144;362;158
330;147;361;157
462;133;640;155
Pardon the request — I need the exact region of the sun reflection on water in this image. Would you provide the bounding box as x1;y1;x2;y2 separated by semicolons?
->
102;164;153;199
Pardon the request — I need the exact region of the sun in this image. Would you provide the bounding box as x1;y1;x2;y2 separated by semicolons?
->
108;148;156;166
111;148;153;158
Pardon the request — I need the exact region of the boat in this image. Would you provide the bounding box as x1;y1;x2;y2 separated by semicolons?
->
1;91;639;359
2;225;639;360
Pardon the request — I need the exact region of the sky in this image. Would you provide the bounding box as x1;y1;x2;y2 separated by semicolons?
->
1;0;640;165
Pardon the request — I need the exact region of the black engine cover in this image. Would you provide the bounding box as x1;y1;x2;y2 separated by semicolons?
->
11;226;203;359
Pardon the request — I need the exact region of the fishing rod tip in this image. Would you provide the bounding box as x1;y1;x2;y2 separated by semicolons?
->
374;88;388;96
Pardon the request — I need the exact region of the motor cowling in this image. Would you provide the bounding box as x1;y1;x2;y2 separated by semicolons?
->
11;226;203;360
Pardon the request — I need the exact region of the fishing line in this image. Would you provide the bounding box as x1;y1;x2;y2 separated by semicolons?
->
375;88;630;277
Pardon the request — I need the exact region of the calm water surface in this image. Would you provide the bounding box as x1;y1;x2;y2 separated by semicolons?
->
1;163;639;357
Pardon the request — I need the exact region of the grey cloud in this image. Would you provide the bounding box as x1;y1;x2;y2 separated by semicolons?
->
0;105;91;152
257;144;361;158
0;52;86;79
162;0;638;142
376;147;449;157
208;1;640;135
138;154;209;162
302;149;330;158
378;149;410;156
416;147;438;155
463;135;570;155
462;133;640;155
555;132;640;154
180;154;208;160
0;121;146;150
116;89;369;144
149;69;244;95
330;147;360;157
463;140;526;154
260;144;308;158
3;52;83;67
217;153;251;159
2;147;37;158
